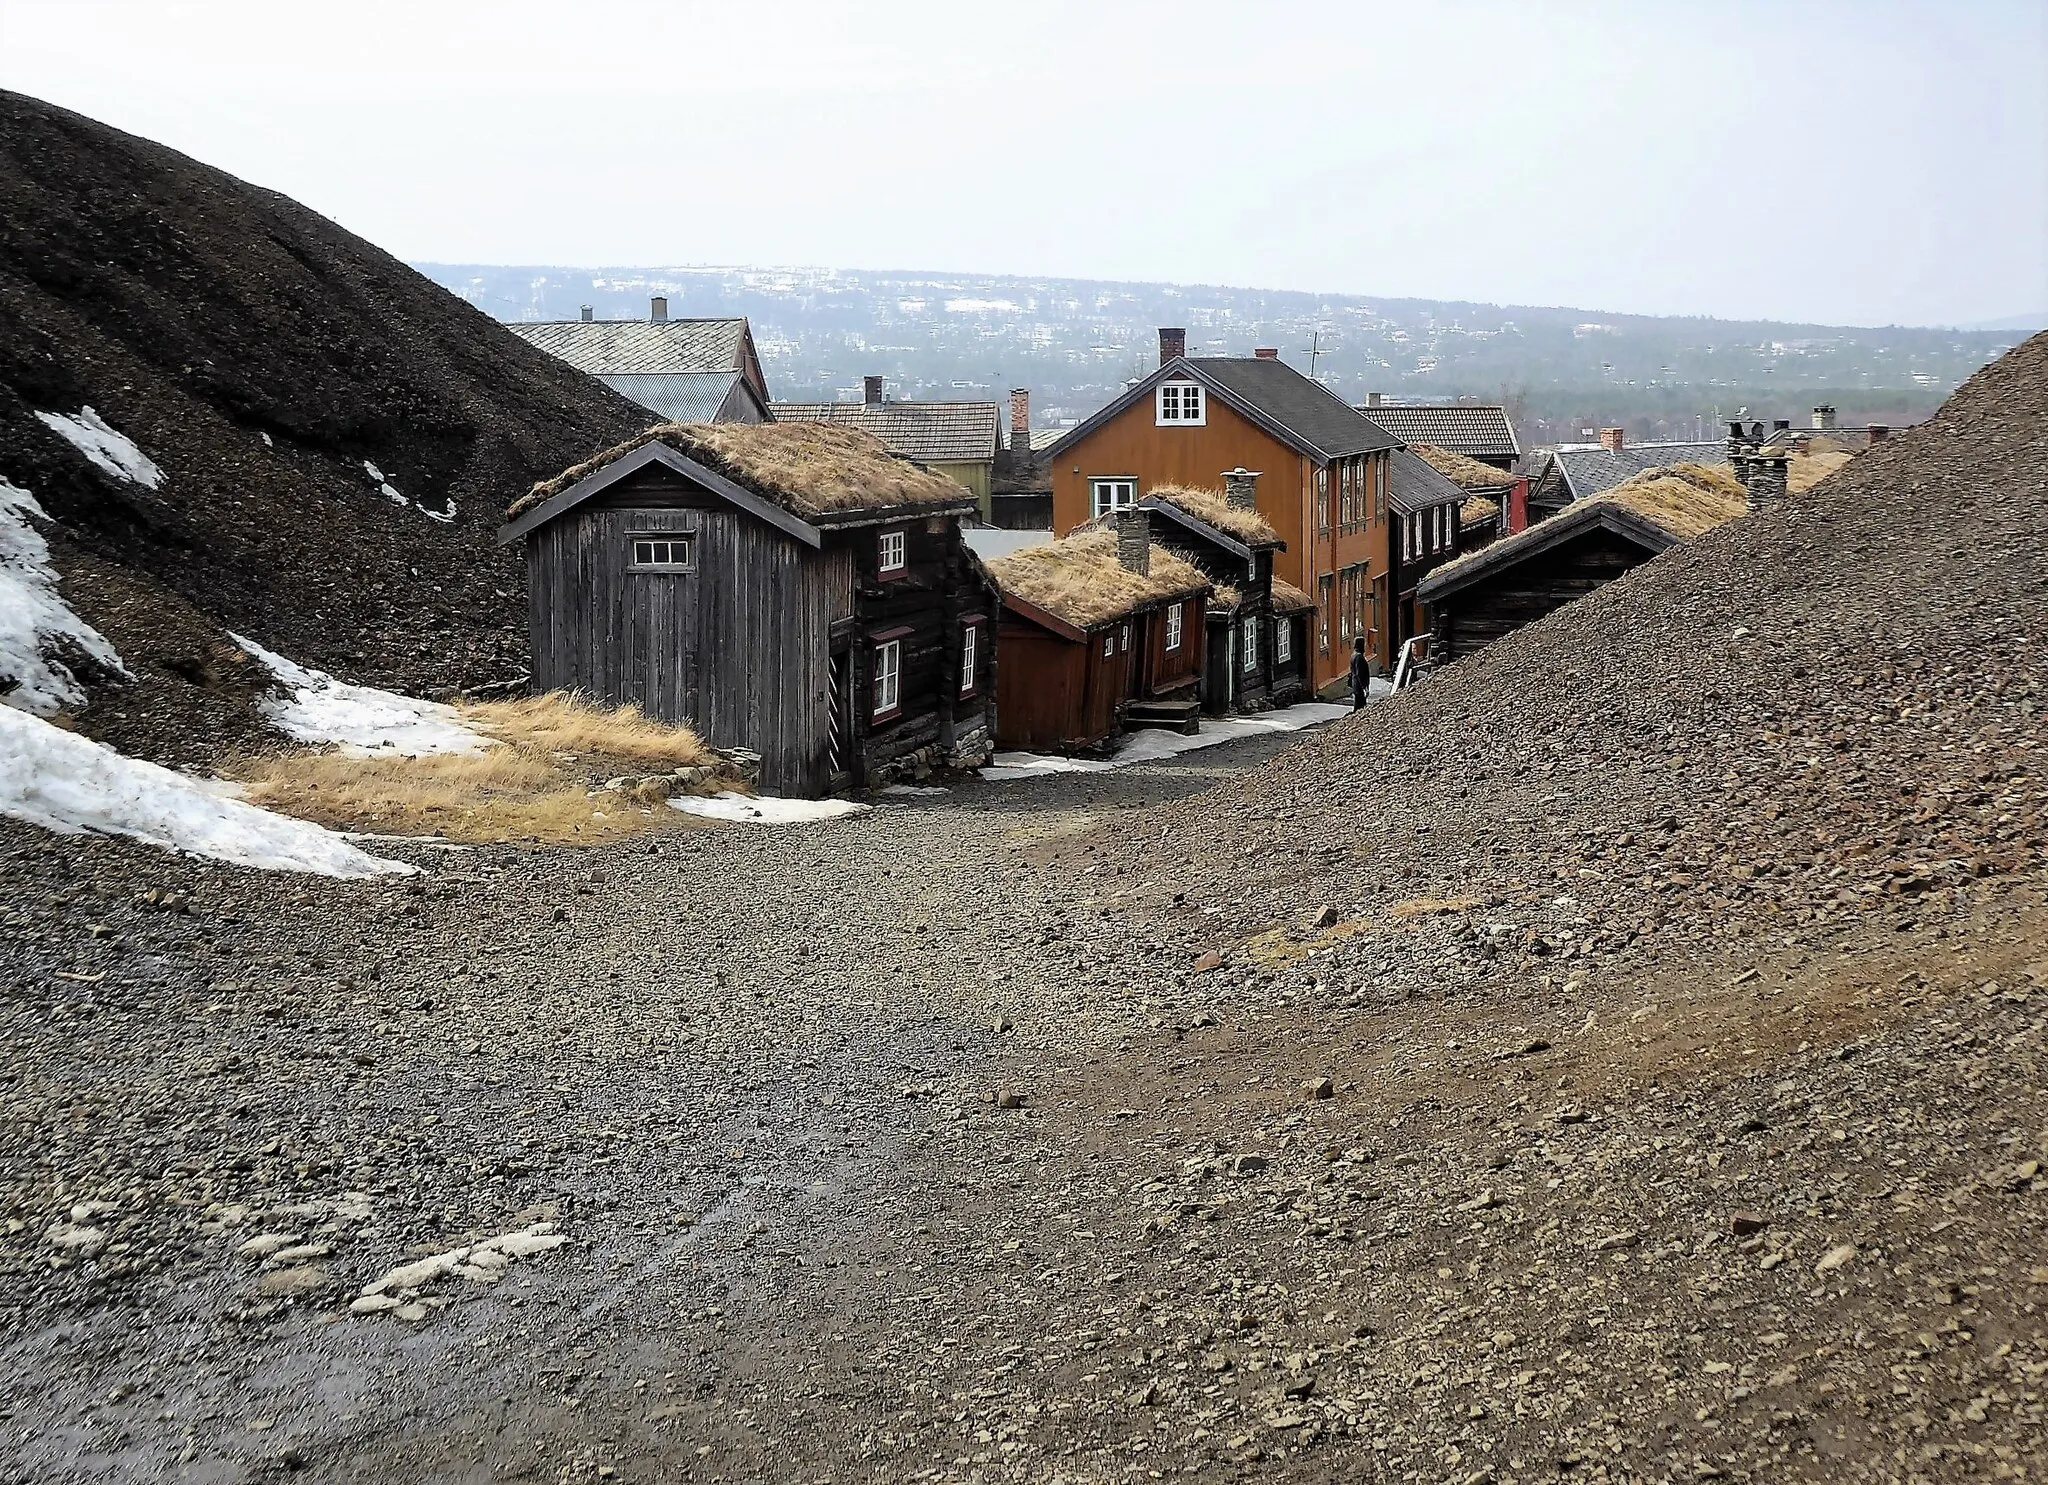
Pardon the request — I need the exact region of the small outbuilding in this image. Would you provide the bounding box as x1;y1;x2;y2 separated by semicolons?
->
1417;463;1746;662
500;422;996;798
987;511;1210;751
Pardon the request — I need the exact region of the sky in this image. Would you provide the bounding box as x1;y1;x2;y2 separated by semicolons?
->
2;0;2043;328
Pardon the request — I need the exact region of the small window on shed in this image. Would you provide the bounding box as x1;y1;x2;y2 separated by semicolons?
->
1275;619;1292;664
1102;634;1115;658
878;529;907;574
959;625;978;695
1242;619;1259;672
1165;602;1184;652
629;533;694;571
873;639;902;718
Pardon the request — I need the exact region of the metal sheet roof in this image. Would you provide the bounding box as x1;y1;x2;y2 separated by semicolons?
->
507;318;750;376
1358;404;1521;461
772;401;1000;464
598;372;747;425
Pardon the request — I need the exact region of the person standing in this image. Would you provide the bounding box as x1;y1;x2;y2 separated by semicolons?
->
1349;635;1370;710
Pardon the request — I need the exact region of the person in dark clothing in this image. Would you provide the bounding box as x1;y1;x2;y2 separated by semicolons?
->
1349;635;1370;709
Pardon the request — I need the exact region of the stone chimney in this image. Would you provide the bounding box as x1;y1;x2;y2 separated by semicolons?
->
1867;423;1889;443
1158;328;1186;366
1748;450;1790;505
1598;427;1626;453
1254;347;1280;360
1367;392;1384;407
1116;508;1151;575
1223;467;1261;512
863;375;884;406
1812;404;1837;431
579;304;593;322
1772;419;1791;434
650;296;668;323
1009;389;1030;456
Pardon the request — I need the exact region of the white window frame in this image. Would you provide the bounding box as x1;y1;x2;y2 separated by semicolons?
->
1102;633;1115;658
1155;381;1206;426
959;625;977;695
1242;619;1259;672
627;533;695;571
877;528;907;575
1164;602;1183;652
872;639;901;717
1275;618;1292;664
1119;624;1130;652
1090;478;1137;519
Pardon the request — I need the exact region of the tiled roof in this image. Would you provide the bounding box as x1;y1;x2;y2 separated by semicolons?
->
507;318;750;376
1358;404;1521;461
1189;359;1400;461
772;401;999;464
1551;442;1728;501
1388;448;1467;515
598;372;748;425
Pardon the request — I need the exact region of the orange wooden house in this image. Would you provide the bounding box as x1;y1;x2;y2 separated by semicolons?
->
1044;331;1403;687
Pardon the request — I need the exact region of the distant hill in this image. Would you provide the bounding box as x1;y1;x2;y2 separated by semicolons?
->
417;263;2018;448
0;93;645;762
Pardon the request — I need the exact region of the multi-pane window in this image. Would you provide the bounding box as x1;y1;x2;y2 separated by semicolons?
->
872;639;901;717
1316;469;1331;533
1275;619;1292;664
1103;634;1115;658
629;534;694;571
1373;459;1385;522
878;529;907;574
959;625;978;695
1090;478;1136;518
1242;619;1258;672
1156;382;1204;425
1317;576;1333;653
1165;602;1183;652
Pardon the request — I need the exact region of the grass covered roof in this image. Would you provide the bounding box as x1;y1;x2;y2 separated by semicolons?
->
1788;450;1854;494
1412;443;1516;491
1270;578;1317;613
1143;484;1281;547
511;422;972;522
989;529;1210;632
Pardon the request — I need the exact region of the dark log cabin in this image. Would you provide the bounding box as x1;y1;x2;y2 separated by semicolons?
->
1386;448;1469;660
987;510;1210;751
1138;471;1309;715
1417;463;1747;662
500;422;995;798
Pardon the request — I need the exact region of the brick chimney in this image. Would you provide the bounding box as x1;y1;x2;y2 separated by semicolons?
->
1812;404;1837;431
1598;427;1626;453
579;304;593;322
650;296;668;323
1867;423;1889;443
1158;328;1186;366
1009;389;1030;456
863;375;884;406
1116;508;1151;575
1254;347;1280;360
1223;467;1261;511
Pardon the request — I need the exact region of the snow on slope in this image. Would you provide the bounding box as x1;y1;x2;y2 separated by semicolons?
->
0;706;411;877
233;636;492;756
33;407;164;488
981;702;1352;780
669;792;869;825
0;478;129;715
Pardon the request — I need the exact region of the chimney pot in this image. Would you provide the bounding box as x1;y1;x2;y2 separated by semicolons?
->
650;296;668;322
579;304;593;322
1254;347;1280;360
1116;508;1151;576
863;375;884;406
1598;427;1626;453
1812;404;1837;430
1772;419;1791;433
1009;388;1030;455
1367;392;1384;407
1158;328;1186;367
1866;423;1889;443
1222;467;1261;512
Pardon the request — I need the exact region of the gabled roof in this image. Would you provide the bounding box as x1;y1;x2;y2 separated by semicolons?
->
500;422;975;546
599;371;763;425
1388;448;1468;516
1140;485;1283;559
507;317;752;376
772;400;1000;464
1357;403;1521;462
1045;356;1399;465
1270;577;1317;614
1419;463;1745;604
1411;442;1517;492
1549;441;1728;502
989;530;1210;636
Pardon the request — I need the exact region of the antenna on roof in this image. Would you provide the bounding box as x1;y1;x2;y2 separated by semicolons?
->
1305;325;1330;381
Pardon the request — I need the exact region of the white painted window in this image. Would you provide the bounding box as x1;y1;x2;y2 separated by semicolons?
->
629;534;694;571
1155;382;1205;426
1102;634;1115;658
1242;619;1259;672
873;640;901;716
1120;625;1130;652
1165;602;1183;652
1275;619;1292;664
959;626;977;694
1090;478;1136;519
878;529;907;574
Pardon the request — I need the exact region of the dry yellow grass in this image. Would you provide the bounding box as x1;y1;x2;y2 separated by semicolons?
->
1270;578;1317;614
1412;443;1516;491
1144;484;1281;546
989;529;1210;631
229;691;723;846
512;421;969;520
1788;449;1854;494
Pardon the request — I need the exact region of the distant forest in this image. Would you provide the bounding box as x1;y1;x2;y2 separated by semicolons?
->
419;263;2021;448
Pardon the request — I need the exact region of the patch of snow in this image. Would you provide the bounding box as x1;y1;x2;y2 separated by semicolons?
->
415;498;456;524
382;484;408;507
0;705;411;877
233;635;493;756
356;1222;566;1312
260;431;274;447
982;702;1352;781
33;407;164;488
0;478;129;715
363;460;384;481
879;783;951;797
669;791;869;825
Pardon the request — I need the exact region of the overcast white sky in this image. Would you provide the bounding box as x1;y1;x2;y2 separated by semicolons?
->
3;0;2043;327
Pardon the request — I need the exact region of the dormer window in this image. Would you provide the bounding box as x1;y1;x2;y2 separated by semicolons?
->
877;528;907;575
1156;381;1205;426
